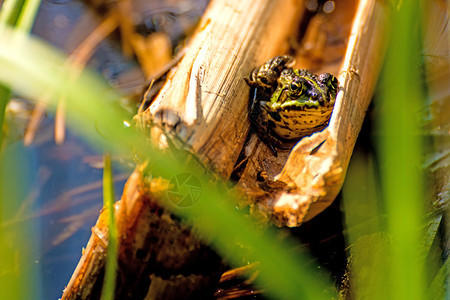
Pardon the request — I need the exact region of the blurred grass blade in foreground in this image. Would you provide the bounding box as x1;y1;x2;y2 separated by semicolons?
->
377;1;426;299
101;154;118;300
0;144;39;299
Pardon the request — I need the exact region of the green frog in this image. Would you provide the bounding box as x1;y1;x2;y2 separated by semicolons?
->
245;55;338;155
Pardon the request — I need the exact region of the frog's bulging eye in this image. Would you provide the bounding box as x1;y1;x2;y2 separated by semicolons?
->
290;78;304;91
289;78;305;98
290;82;301;91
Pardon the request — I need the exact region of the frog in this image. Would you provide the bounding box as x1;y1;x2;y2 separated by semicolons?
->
244;55;338;155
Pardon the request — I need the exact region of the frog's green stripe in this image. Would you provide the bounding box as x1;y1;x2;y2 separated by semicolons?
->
273;99;320;109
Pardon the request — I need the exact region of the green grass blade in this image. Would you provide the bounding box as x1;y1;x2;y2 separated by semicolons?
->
0;144;38;300
377;1;426;298
0;0;26;26
429;258;449;300
343;152;385;299
0;84;10;147
101;153;118;300
15;0;41;33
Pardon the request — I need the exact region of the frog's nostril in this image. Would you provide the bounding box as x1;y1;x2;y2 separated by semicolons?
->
309;91;318;99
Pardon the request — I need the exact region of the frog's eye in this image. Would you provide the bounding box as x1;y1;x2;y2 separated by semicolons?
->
290;82;299;90
289;79;305;97
290;79;303;91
